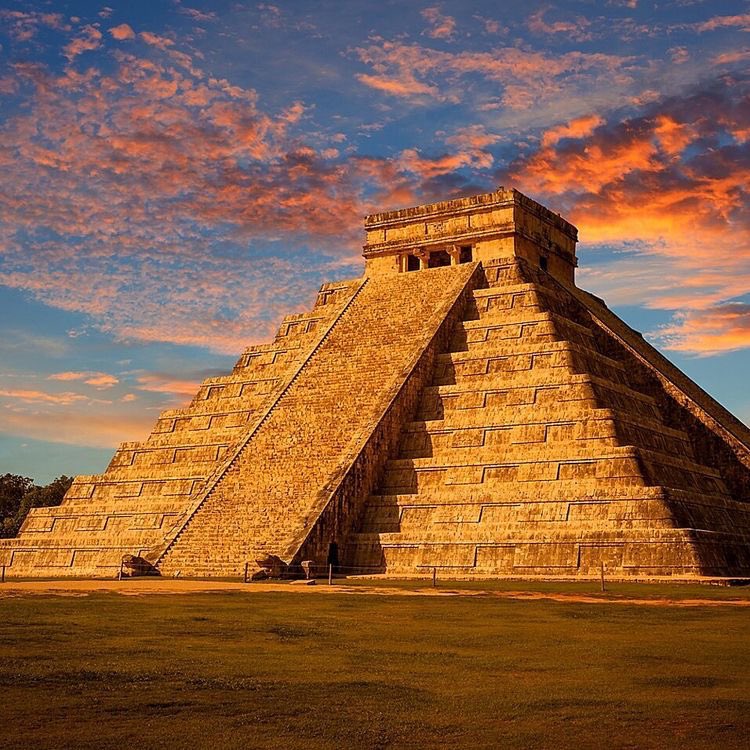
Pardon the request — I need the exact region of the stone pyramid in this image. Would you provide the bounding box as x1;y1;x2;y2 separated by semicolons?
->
3;188;750;580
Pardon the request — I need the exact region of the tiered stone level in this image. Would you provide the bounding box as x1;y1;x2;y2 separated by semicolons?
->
345;259;750;577
2;187;749;579
0;280;362;576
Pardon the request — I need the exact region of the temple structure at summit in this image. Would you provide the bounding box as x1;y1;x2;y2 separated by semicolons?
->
3;187;750;580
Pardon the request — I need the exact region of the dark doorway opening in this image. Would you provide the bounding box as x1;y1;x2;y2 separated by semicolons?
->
406;254;420;271
428;250;451;268
327;542;339;570
540;255;549;272
459;245;473;263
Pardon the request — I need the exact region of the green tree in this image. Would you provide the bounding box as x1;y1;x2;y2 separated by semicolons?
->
0;474;73;537
0;474;34;527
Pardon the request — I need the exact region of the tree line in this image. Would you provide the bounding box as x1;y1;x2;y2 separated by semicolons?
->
0;474;73;537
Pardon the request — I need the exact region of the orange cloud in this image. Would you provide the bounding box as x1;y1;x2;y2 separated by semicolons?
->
134;372;207;397
0;407;153;448
49;371;119;388
0;10;68;41
139;31;175;49
508;76;750;355
696;14;750;32
656;304;750;357
541;114;604;147
109;24;135;41
353;39;632;109
527;8;592;41
62;24;102;62
0;388;87;405
421;7;457;40
355;73;439;99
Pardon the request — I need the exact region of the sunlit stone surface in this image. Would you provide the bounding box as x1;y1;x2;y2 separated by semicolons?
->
2;188;750;580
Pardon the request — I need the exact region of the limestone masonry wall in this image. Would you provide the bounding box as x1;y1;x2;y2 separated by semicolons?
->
345;258;750;578
156;263;479;577
0;279;361;577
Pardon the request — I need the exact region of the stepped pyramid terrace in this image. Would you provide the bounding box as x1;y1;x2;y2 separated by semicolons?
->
3;187;750;581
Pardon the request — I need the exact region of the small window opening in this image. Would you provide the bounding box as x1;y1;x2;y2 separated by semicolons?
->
459;245;473;263
428;250;452;268
540;255;549;272
406;254;420;272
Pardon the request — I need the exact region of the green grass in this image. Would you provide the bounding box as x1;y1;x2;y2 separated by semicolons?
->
1;589;749;749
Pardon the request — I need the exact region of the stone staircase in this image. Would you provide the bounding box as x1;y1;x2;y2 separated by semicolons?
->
344;259;750;578
0;279;363;577
154;263;480;578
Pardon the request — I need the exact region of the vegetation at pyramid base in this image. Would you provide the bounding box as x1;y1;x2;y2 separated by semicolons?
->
0;474;73;538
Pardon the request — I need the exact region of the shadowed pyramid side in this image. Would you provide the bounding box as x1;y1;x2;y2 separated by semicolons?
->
345;258;750;579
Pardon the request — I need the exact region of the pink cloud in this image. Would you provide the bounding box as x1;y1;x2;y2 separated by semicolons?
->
421;7;457;40
527;8;592;41
178;6;217;22
109;24;135;41
139;31;175;49
696;14;750;33
0;10;69;41
352;39;633;109
49;371;119;388
62;24;102;62
0;388;87;405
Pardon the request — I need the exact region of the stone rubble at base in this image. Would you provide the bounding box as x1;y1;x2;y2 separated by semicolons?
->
2;187;750;580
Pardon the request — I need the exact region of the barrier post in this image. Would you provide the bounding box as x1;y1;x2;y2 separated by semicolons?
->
244;562;249;583
600;561;606;593
328;564;333;586
432;567;437;588
1;565;5;583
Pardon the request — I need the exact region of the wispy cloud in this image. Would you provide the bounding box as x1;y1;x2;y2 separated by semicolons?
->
352;37;635;110
421;7;457;41
0;388;87;405
49;371;119;388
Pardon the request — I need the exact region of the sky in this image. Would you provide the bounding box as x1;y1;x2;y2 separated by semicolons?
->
0;0;749;483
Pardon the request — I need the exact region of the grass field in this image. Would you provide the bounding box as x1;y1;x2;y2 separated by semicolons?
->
1;583;749;749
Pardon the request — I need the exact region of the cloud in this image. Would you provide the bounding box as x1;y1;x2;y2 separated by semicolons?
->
109;24;135;41
527;8;592;41
507;74;750;354
0;406;153;448
696;14;750;33
0;10;69;41
654;303;750;356
0;388;88;405
133;370;216;397
178;6;217;22
0;39;405;354
62;24;102;62
421;7;457;41
540;114;604;147
139;31;175;49
713;48;750;66
49;371;119;388
352;38;634;110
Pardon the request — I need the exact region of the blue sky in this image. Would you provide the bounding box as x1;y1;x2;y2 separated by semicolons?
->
1;0;749;482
